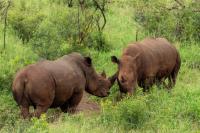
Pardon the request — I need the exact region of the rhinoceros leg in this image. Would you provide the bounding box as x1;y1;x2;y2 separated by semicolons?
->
155;78;168;89
143;77;155;92
169;69;178;89
68;91;83;113
142;86;150;92
166;76;174;90
141;80;152;93
33;105;49;118
20;105;30;119
60;102;69;113
61;91;83;113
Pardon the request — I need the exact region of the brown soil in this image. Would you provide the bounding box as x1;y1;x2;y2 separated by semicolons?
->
76;91;101;115
47;91;101;122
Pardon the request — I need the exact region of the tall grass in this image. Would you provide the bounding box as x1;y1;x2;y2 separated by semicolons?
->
0;24;38;90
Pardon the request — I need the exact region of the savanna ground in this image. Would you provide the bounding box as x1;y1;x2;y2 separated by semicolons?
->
0;0;200;132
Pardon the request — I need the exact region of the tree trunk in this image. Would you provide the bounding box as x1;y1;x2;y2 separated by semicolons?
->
3;12;7;49
2;0;11;49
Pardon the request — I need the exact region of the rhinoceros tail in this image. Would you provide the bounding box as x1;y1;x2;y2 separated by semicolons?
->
175;52;181;73
12;73;27;106
171;52;181;85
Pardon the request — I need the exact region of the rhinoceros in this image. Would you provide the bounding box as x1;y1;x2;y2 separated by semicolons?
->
12;52;116;118
111;38;181;94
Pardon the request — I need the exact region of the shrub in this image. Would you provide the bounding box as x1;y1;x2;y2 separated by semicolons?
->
0;91;19;130
8;0;110;59
117;97;148;129
29;18;67;59
0;34;38;91
8;0;45;43
0;49;37;90
26;115;49;133
85;31;110;51
100;96;148;129
133;0;200;42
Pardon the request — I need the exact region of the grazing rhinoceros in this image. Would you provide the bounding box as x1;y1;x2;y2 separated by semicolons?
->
111;38;181;94
12;52;116;118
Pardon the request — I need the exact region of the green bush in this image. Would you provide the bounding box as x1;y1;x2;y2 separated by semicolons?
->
26;115;49;133
0;34;38;91
8;0;45;43
0;49;37;90
30;18;67;59
8;0;110;59
85;31;110;51
133;0;200;42
117;97;148;129
100;97;148;129
0;91;19;130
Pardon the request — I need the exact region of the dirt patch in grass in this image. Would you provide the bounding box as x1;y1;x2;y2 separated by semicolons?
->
76;91;101;115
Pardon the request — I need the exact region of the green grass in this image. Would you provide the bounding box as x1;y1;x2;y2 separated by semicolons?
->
0;25;38;91
0;1;200;133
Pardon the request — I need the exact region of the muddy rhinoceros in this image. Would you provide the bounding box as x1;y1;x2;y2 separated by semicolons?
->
12;52;116;118
111;38;181;94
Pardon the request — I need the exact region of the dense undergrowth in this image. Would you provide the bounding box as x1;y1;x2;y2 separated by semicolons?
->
0;0;200;132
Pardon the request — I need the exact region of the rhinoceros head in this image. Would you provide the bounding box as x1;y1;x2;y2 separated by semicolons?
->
83;57;117;97
111;54;140;94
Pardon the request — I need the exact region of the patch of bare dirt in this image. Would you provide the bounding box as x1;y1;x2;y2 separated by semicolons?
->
47;91;101;122
76;91;101;115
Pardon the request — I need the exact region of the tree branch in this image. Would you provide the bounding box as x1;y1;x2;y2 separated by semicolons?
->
2;0;11;49
175;0;185;9
93;0;106;30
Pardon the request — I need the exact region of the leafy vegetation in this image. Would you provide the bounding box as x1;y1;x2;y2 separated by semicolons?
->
133;0;200;42
8;0;108;59
0;0;200;132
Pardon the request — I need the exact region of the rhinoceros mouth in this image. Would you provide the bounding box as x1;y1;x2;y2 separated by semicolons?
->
117;80;129;93
119;88;129;93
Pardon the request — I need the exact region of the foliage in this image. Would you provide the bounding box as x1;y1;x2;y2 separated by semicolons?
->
29;5;70;59
0;0;11;20
8;0;109;59
0;90;19;130
0;33;38;91
133;0;200;42
180;43;200;70
8;0;45;43
26;115;49;133
100;97;148;129
0;0;12;49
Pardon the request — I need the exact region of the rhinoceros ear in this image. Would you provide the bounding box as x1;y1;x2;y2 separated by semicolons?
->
111;56;119;64
101;70;106;78
84;57;92;66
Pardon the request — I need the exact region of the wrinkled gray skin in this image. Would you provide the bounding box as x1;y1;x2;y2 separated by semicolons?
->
12;53;116;118
112;38;181;95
